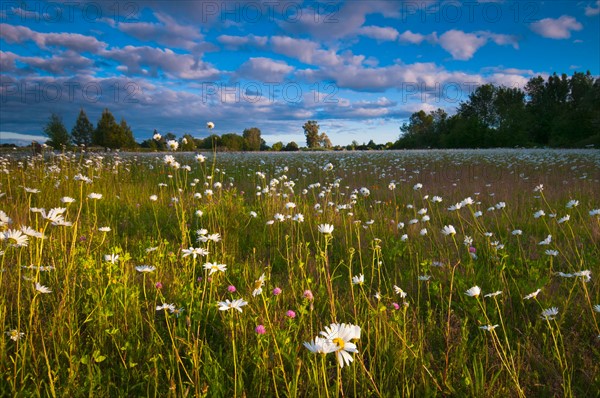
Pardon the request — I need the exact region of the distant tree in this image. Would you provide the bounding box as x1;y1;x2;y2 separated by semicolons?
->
284;141;299;151
303;120;320;148
319;133;332;148
198;134;222;150
93;108;118;147
180;134;196;151
242;127;262;151
71;108;93;146
117;118;137;149
43;113;70;149
221;133;245;151
271;141;284;151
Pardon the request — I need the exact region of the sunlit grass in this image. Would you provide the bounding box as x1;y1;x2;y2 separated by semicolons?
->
0;148;599;397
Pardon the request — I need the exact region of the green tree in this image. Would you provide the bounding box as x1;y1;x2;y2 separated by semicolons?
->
242;127;262;151
180;134;196;151
221;133;245;151
271;141;283;151
43;113;70;149
71;108;93;146
319;133;332;148
93;108;118;147
284;141;299;151
303;120;320;148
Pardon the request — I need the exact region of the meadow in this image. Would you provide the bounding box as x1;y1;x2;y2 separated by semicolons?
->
0;148;599;397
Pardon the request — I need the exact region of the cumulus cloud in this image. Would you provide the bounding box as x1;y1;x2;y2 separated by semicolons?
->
216;34;268;50
530;16;583;39
438;30;488;60
0;23;107;53
102;46;221;80
236;57;294;82
585;1;600;16
270;36;342;67
117;12;215;52
398;30;438;45
359;26;399;41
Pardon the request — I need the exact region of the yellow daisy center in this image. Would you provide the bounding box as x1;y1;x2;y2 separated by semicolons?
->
332;337;345;350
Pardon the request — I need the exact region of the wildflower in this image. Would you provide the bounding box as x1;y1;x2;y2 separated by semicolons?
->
146;246;158;253
419;228;427;236
538;235;552;245
484;291;502;298
135;265;156;273
286;310;296;318
252;273;266;296
359;187;370;197
388;182;396;190
155;282;163;289
318;224;334;234
88;193;103;200
181;247;209;259
323;163;334;171
397;222;405;229
319;323;361;368
474;211;483;218
98;226;111;232
249;211;257;218
590;209;600;216
593;304;600;313
227;285;237;293
441;225;456;236
156;303;176;312
566;199;579;208
149;195;158;201
153;132;162;140
218;298;247;312
480;324;499;331
35;282;52;294
545;250;559;257
166;140;179;151
6;329;24;341
61;196;75;204
524;288;541;300
400;234;408;241
255;325;266;334
203;262;227;275
352;274;364;285
273;287;282;296
41;207;66;223
413;183;423;190
541;307;559;320
512;229;523;235
104;254;119;264
465;286;481;298
533;210;545;218
534;184;544;192
573;270;591;282
391;302;400;310
3;229;29;247
418;275;431;281
374;292;381;300
303;290;314;300
464;236;473;246
393;285;407;298
293;213;305;222
0;210;12;227
195;154;206;163
557;215;570;224
195;210;203;217
432;196;442;203
303;336;336;354
207;122;215;129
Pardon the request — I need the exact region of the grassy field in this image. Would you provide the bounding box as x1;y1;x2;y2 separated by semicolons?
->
0;149;599;397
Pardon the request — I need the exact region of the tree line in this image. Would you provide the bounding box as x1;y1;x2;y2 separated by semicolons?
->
393;71;600;149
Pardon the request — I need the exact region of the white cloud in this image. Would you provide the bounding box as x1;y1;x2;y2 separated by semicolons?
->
0;23;107;53
236;57;294;82
398;30;438;45
217;34;268;50
438;30;488;60
585;1;600;16
530;16;583;39
359;26;399;41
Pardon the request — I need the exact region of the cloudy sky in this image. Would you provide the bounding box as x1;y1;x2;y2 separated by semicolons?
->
1;0;599;146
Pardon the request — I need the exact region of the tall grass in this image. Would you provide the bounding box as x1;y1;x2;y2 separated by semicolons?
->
0;148;599;397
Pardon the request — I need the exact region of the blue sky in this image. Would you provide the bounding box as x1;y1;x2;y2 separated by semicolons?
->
1;0;599;146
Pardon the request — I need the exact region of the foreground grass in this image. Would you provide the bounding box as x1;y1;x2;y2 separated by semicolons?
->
0;149;599;397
